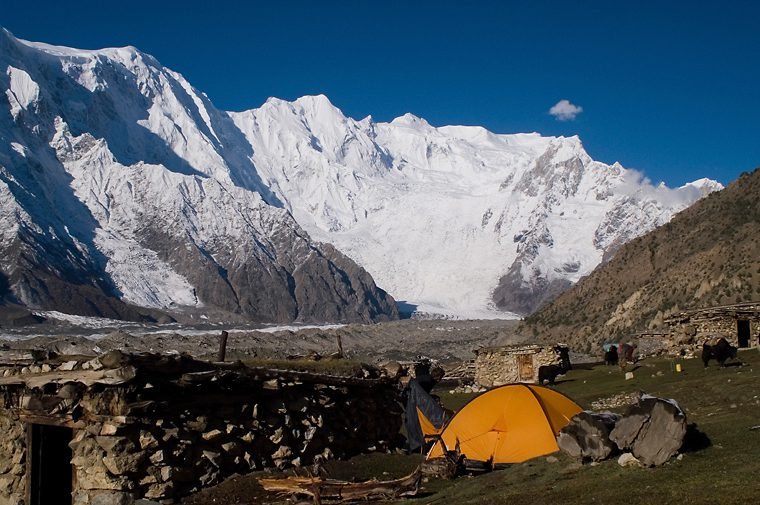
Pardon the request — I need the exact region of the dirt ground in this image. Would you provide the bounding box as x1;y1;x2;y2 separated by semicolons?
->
179;453;425;505
179;472;280;505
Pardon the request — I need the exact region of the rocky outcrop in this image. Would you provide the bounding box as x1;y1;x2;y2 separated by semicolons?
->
493;265;572;315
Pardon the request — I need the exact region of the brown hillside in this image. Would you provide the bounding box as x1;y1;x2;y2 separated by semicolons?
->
520;168;760;352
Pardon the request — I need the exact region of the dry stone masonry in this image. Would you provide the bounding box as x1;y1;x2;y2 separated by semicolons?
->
474;344;563;387
0;351;403;505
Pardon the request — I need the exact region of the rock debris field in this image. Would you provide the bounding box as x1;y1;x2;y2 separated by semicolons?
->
0;319;522;363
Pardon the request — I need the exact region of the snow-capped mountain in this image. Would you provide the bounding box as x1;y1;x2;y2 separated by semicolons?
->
0;29;721;321
0;29;397;323
231;96;721;317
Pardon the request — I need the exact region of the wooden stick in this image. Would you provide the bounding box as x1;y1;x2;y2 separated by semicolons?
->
217;330;229;362
259;467;421;502
336;335;344;358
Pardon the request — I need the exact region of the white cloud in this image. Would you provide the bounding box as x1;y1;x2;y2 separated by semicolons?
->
549;99;583;121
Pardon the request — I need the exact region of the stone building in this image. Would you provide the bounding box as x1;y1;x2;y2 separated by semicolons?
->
0;351;402;505
664;302;760;349
474;345;565;388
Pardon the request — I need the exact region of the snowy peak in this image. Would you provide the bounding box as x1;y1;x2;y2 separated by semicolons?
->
0;29;398;323
233;95;721;317
390;112;432;129
0;30;723;321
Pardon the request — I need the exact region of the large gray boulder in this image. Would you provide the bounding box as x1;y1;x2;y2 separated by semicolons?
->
557;411;620;461
609;395;687;466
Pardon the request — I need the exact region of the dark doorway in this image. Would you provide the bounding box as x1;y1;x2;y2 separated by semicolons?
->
29;424;73;505
737;320;751;348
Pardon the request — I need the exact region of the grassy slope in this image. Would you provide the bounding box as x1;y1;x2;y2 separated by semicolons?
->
520;168;760;352
183;351;760;504
412;350;760;505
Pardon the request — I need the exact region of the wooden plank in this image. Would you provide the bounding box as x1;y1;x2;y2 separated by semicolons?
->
0;366;137;388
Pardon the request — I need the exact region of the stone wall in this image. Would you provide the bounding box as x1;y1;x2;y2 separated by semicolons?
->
0;353;403;505
475;345;560;387
657;303;760;357
0;408;25;505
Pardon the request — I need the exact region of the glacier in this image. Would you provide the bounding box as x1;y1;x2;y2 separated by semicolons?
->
231;95;721;317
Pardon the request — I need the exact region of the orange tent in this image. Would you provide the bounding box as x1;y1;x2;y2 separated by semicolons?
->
427;384;582;464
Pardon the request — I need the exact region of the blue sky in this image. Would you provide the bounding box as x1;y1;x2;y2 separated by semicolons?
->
3;0;759;186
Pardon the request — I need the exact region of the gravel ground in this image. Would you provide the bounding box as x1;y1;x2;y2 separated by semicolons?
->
0;319;523;363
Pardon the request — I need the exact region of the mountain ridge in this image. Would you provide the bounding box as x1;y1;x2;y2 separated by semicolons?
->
520;168;760;351
232;94;720;317
0;29;722;321
0;28;397;324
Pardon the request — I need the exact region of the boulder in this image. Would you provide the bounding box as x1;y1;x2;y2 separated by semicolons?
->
557;411;620;461
609;396;687;466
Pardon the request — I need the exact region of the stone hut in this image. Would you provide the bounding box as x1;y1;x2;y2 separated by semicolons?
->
0;351;402;505
474;344;565;388
664;302;760;349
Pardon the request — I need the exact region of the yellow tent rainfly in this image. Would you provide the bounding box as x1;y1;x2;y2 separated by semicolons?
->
427;384;582;464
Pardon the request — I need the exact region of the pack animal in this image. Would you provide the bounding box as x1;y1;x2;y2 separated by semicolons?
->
538;345;572;385
604;345;618;366
702;337;738;367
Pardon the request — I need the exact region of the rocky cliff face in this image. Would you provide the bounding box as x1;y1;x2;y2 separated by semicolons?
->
0;29;397;323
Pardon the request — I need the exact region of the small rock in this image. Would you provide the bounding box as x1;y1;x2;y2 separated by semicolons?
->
546;455;559;463
58;361;77;372
139;431;159;450
149;450;165;464
202;450;222;467
272;445;292;460
100;423;119;436
202;429;224;441
618;452;642;467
